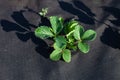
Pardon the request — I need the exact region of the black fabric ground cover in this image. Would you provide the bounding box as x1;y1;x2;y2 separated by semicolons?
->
0;0;120;80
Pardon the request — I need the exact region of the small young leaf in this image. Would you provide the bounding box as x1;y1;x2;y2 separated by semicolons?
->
78;42;90;53
73;25;84;40
66;30;75;43
50;49;62;61
59;17;64;24
39;12;43;16
64;20;78;34
66;31;77;50
54;36;67;49
68;20;78;29
39;8;48;16
50;16;63;34
62;49;71;63
35;26;54;39
81;30;96;41
67;43;77;51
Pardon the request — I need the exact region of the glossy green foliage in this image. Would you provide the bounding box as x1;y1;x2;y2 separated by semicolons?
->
35;8;97;63
73;26;96;53
62;49;71;63
50;48;62;61
50;16;63;35
35;16;63;39
53;36;67;49
35;26;53;39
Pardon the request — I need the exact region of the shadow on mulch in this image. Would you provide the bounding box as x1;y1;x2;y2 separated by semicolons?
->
100;6;120;49
58;0;96;25
102;6;120;26
0;9;52;58
101;27;120;49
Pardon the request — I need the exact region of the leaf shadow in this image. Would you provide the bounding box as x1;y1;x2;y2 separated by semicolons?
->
101;27;120;49
102;6;120;26
0;9;51;58
100;6;120;49
58;0;96;25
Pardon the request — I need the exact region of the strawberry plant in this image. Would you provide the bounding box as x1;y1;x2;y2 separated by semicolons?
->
35;8;96;63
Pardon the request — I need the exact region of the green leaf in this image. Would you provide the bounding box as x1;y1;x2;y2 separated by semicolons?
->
50;49;62;61
66;30;75;43
66;30;77;51
64;20;78;34
53;43;58;49
54;36;67;49
62;49;71;63
59;17;64;24
81;30;96;41
73;25;84;40
67;43;77;51
68;20;78;29
50;16;63;34
78;42;90;53
35;26;54;39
